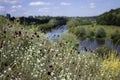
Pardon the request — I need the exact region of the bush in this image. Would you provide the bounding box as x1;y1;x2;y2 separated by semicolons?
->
67;18;80;28
79;27;86;38
101;54;120;79
90;31;95;37
57;33;79;51
95;27;106;38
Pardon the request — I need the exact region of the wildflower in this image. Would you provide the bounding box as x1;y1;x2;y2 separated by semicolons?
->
33;74;38;77
49;65;53;68
50;48;54;52
40;63;44;66
34;32;37;35
47;71;51;76
37;35;39;38
18;73;22;75
32;35;34;38
18;31;21;36
55;49;59;52
0;74;4;78
4;70;6;73
61;78;66;80
31;37;33;40
8;67;12;71
3;30;6;34
39;44;42;46
37;50;40;53
51;72;54;76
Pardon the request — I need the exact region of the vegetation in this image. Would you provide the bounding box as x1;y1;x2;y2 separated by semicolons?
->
67;18;94;28
0;16;8;28
94;45;118;58
0;24;120;80
97;8;120;26
0;10;120;80
95;27;106;38
68;24;120;42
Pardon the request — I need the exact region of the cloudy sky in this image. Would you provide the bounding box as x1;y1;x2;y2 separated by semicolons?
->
0;0;120;17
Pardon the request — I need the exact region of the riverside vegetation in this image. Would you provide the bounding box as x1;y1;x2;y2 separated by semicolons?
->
0;8;120;80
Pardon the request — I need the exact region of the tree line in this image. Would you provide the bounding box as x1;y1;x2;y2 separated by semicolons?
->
97;8;120;26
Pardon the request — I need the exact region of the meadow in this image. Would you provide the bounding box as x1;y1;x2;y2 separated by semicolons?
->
68;25;120;40
0;11;120;80
0;22;120;80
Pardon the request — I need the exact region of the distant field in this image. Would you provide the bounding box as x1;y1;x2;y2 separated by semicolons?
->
68;24;120;40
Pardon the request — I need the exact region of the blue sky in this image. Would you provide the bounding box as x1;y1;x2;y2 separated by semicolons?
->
0;0;120;17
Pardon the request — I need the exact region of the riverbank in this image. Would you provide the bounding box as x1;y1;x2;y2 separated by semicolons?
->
68;25;120;43
45;25;120;53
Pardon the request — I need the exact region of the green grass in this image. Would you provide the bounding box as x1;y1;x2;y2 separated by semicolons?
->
68;25;120;41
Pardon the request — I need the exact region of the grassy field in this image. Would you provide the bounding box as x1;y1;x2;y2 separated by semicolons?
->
68;24;120;41
0;24;120;80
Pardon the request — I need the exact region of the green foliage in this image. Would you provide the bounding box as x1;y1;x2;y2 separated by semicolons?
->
90;31;95;37
67;18;93;28
37;23;53;32
68;26;87;39
111;32;120;43
57;33;79;51
94;45;118;58
49;19;59;26
67;18;80;28
95;27;106;38
78;27;86;38
0;16;7;28
0;25;120;80
97;8;120;26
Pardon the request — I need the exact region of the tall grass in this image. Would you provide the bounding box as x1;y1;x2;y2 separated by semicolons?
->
0;25;120;80
68;25;120;41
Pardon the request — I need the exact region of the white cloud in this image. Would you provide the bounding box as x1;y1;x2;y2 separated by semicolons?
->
0;0;23;4
0;6;5;11
90;3;96;8
29;1;51;6
38;8;50;12
60;2;71;6
12;5;22;9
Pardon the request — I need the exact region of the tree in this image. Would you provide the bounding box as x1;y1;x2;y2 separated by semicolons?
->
6;13;11;19
67;18;80;28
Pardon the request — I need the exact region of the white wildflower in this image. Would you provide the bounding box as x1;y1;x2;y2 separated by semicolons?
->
8;67;12;71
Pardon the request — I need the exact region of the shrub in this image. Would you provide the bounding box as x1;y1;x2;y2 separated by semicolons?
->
79;27;86;38
90;31;95;37
95;27;106;38
100;54;120;79
67;18;80;28
57;33;79;51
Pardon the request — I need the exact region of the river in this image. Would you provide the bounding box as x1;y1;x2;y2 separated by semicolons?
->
45;25;120;54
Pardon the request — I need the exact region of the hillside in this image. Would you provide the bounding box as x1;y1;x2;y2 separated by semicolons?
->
97;8;120;26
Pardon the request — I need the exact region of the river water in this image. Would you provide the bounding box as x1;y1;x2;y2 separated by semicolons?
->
45;25;120;53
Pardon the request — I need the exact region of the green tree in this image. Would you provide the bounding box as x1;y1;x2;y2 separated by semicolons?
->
67;18;80;28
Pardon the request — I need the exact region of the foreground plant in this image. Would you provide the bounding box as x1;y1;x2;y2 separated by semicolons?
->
0;25;120;80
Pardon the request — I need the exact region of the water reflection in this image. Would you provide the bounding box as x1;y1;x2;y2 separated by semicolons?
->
46;25;67;41
78;38;120;54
